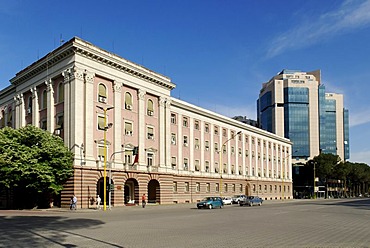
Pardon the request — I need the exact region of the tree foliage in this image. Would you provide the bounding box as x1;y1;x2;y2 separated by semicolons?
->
0;125;74;208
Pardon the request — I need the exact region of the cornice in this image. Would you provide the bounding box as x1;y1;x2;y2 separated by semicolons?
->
10;37;176;91
170;97;292;145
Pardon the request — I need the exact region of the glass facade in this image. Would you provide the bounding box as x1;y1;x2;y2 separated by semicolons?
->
284;87;310;158
322;99;337;155
344;109;350;160
259;91;273;132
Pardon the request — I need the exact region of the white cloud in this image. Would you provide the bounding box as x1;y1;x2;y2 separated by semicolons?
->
349;109;370;127
349;150;370;165
200;103;257;120
266;0;370;58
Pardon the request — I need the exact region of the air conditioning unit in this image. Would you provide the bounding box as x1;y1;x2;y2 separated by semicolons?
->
126;131;133;136
147;110;153;116
54;129;61;136
99;96;107;103
126;105;132;110
27;108;32;115
184;143;188;147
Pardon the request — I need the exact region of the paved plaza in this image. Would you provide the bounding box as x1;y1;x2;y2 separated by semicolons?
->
1;198;369;248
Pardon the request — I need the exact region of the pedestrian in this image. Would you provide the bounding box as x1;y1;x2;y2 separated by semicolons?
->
70;197;74;210
72;195;77;210
142;193;146;208
96;195;101;209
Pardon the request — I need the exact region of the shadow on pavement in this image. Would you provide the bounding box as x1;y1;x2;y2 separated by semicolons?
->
325;198;370;210
0;215;123;247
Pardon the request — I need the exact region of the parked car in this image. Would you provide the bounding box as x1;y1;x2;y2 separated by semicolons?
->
232;194;247;204
222;197;233;205
239;196;263;206
197;197;224;209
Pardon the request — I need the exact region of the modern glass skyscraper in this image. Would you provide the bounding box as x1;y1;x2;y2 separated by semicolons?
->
257;69;349;162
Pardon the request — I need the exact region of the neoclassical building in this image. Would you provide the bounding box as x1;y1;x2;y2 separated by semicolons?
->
0;37;292;208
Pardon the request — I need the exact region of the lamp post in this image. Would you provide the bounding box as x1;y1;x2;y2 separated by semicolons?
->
97;105;114;211
282;150;297;200
313;161;316;199
70;143;84;208
219;131;241;197
108;150;125;209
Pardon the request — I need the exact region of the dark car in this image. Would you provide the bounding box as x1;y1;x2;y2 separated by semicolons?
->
239;196;263;206
197;197;224;209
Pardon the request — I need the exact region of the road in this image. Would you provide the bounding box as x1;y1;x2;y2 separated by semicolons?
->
1;198;369;248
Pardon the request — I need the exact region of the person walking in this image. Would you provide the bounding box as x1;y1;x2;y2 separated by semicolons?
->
72;195;77;210
142;193;146;208
96;195;101;209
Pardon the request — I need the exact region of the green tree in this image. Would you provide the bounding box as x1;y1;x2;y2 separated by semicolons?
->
0;125;74;208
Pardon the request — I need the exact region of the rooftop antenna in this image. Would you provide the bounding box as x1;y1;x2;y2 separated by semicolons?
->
60;34;65;45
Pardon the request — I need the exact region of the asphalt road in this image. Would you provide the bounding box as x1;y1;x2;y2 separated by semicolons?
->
1;198;369;248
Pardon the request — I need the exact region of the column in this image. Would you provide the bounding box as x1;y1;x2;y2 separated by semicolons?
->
61;68;71;149
189;118;194;172
84;71;95;164
159;96;166;167
45;79;55;133
30;87;39;127
113;81;122;168
13;94;24;129
200;121;205;171
165;99;172;168
177;113;183;170
210;124;214;173
138;89;146;166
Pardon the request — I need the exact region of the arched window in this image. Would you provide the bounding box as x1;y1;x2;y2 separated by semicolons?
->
147;99;154;116
27;96;32;115
42;90;47;109
0;110;5;127
98;84;107;103
125;92;132;110
7;108;13;127
58;82;64;102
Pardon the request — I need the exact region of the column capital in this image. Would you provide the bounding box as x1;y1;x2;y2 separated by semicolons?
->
113;81;122;93
84;71;95;84
138;89;146;100
165;98;171;108
45;79;53;92
159;96;166;107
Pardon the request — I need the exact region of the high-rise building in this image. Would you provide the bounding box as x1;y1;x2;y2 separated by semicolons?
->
257;69;349;163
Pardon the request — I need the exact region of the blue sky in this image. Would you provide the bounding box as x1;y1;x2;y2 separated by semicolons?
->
1;0;370;165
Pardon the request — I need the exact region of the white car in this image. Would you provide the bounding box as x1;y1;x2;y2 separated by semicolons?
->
222;197;233;205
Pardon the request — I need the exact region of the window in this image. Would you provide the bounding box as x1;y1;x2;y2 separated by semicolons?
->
98;84;107;103
41;119;47;130
183;117;188;127
205;123;209;132
185;182;189;192
253;184;256;193
98;146;106;161
194;138;200;149
124;151;132;165
264;185;267;193
223;163;227;173
27;97;32;115
222;128;227;137
196;183;200;192
147;127;154;139
224;184;228;192
125;122;133;136
232;184;236;192
147;99;154;116
98;116;105;130
42;90;47;109
171;133;176;145
173;182;177;192
183;158;188;170
238;148;242;156
240;184;243;192
125;92;133;110
215;183;219;192
171;157;177;169
214;143;218;152
205;161;210;172
205;141;209;151
231;146;235;154
147;153;153;167
222;145;226;154
270;185;273;193
195;160;200;171
183;136;188;146
259;185;262;193
206;183;210;192
238;166;242;175
214;126;218;135
171;113;176;124
215;162;219;173
55;114;64;133
194;120;199;130
58;82;64;103
231;131;234;137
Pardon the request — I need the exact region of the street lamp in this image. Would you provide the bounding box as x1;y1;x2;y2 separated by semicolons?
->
282;150;297;200
108;150;126;209
313;161;317;199
219;131;242;197
97;105;114;211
